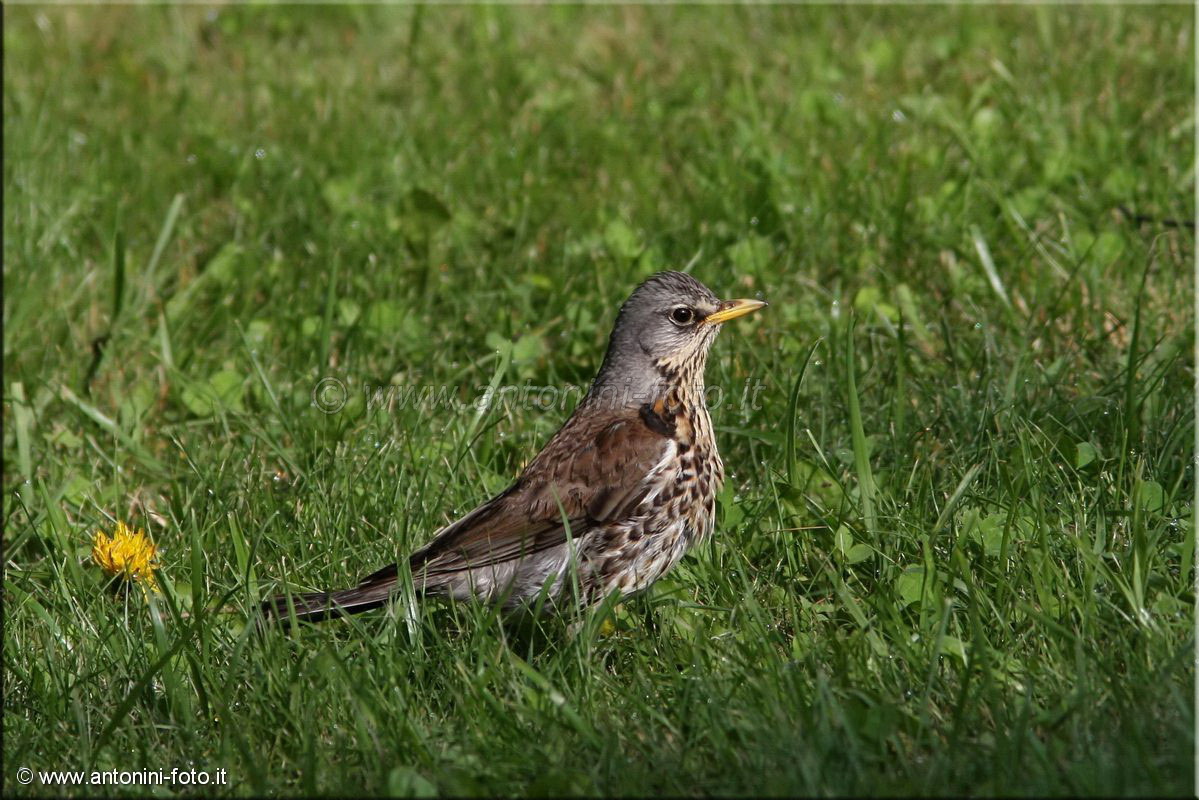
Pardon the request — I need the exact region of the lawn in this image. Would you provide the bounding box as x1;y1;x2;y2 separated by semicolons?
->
3;5;1195;797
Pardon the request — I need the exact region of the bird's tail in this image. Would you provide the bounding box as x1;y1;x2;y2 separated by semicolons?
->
261;564;401;624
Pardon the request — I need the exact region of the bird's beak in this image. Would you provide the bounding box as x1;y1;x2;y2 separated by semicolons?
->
703;298;768;325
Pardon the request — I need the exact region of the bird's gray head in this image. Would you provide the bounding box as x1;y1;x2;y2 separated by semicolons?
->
589;271;766;407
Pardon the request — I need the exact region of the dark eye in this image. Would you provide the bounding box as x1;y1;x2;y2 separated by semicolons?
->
670;307;695;326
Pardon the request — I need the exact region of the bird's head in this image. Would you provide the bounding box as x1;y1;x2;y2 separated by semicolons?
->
591;271;766;405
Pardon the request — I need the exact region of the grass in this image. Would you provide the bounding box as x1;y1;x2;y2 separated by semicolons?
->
3;5;1195;796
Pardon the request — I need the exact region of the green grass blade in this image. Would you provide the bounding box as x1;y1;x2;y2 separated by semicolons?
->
845;315;877;540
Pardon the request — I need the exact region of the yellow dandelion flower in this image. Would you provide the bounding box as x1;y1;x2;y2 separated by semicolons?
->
92;521;159;591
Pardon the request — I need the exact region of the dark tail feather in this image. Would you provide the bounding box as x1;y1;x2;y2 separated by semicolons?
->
261;564;400;624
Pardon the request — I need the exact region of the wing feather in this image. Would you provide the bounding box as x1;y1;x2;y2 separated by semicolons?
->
409;409;673;578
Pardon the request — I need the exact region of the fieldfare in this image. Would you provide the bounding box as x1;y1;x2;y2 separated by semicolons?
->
264;271;766;622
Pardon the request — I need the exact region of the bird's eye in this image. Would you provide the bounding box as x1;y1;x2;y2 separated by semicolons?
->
670;307;696;326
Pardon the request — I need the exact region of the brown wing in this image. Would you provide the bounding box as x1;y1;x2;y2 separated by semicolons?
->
409;409;674;578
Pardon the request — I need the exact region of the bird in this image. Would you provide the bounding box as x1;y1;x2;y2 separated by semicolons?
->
263;271;766;623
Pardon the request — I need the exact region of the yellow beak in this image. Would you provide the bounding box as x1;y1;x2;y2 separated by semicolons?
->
703;298;768;325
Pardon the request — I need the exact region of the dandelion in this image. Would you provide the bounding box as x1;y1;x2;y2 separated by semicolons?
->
92;521;159;591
